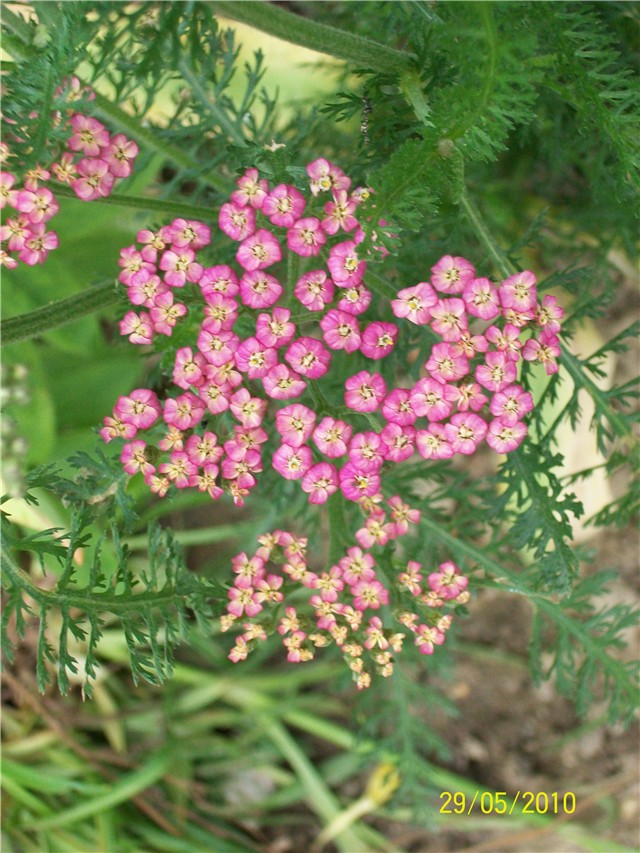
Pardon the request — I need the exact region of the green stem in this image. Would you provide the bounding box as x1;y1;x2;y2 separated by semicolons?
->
53;184;216;221
214;1;414;75
458;190;513;278
327;492;351;566
1;281;119;347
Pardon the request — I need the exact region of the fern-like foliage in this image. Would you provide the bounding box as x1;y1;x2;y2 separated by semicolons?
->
1;454;224;697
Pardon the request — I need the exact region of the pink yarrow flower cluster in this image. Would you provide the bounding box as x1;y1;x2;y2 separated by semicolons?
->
222;510;469;689
102;159;563;511
390;259;564;459
1;78;137;268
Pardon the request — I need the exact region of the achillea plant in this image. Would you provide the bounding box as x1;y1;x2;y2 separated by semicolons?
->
1;1;637;807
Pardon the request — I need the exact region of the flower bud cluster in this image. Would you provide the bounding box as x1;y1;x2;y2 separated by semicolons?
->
221;500;469;688
102;159;563;510
1;78;138;268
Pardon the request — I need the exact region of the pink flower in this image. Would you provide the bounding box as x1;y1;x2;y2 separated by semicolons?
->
275;404;316;447
1;214;30;251
475;351;518;393
0;172;17;208
431;255;475;294
0;250;17;269
452;382;488;413
163;392;205;430
301;462;339;504
380;423;415;462
218;202;256;241
415;424;454;460
328;241;366;287
227;586;263;618
159;247;203;287
149;291;187;335
236;228;282;271
425;342;469;384
339;547;376;586
229;388;267;428
339;463;381;500
166;218;211;250
348;432;386;471
100;414;137;443
287;217;326;257
321;189;358;235
14;187;59;223
202;292;238;331
262;184;305;227
462;276;501;320
121;440;154;477
294;270;335;312
499;270;538;314
127;272;167;307
118;245;154;286
307;158;350;195
429;298;468;342
68;114;110;156
185;431;223;466
486;418;527;453
522;330;561;375
115;388;162;429
360;322;398;360
284;337;331;379
239;270;283;309
381;388;417;426
52;153;78;185
489;384;533;425
235;337;277;379
255;307;296;348
398;560;423;595
391;282;437;325
72;158;115;201
314;567;345;603
197;326;240;366
320;309;361;353
428;561;468;600
337;285;372;315
272;443;313;480
344;371;386;413
352;578;389;611
103;133;139;178
485;323;523;361
262;364;307;400
411;377;457;421
17;225;58;265
535;294;564;333
387;496;421;537
444;412;488;455
312;417;352;458
231;168;269;209
200;371;231;415
354;514;392;548
119;310;153;344
200;265;240;298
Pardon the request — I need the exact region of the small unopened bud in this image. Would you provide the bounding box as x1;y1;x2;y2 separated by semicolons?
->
32;24;51;49
437;138;455;158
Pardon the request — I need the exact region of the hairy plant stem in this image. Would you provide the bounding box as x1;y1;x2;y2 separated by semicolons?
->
1;281;119;347
213;1;415;75
53;184;216;220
